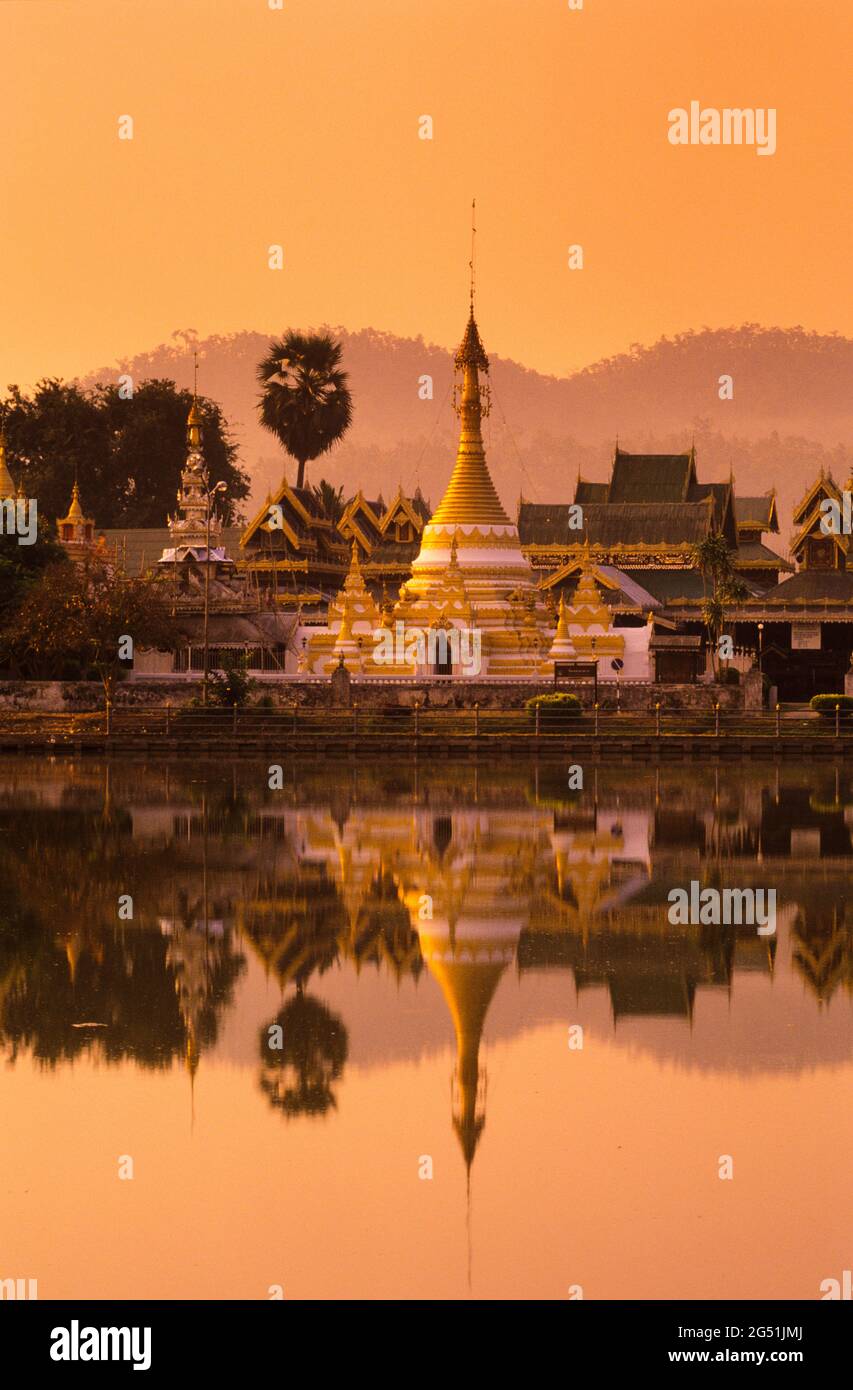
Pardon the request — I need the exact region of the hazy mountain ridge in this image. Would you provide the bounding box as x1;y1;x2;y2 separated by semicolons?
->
81;325;853;545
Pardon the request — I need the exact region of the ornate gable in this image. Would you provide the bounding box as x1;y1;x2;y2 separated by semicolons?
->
338;490;384;554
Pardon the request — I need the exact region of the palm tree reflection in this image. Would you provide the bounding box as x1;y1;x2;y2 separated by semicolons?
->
259;992;348;1118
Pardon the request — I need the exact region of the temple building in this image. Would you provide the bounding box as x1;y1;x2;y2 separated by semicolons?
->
238;484;433;608
725;468;853;700
239;477;349;606
733;490;791;591
519;447;738;604
114;398;296;676
158;398;234;573
99;405;243;583
337;490;387;556
340;487;432;599
789;470;853;572
651;467;853;700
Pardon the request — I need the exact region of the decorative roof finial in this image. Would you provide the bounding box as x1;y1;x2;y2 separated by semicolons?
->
187;349;202;449
469;198;477;312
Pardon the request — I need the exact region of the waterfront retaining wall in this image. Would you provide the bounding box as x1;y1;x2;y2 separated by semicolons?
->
0;677;746;713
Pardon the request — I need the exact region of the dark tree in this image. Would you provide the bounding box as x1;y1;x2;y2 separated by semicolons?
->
312;478;347;524
95;379;248;526
257;332;353;490
1;378;249;528
1;381;110;523
259;993;348;1118
0;521;67;630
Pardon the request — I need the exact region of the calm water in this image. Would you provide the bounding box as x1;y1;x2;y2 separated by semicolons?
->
1;756;850;1301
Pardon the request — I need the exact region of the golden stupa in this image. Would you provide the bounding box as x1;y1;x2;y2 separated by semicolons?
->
305;293;557;678
392;301;553;676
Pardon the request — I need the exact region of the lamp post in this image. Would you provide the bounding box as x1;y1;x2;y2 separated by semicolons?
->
757;621;764;675
202;478;227;707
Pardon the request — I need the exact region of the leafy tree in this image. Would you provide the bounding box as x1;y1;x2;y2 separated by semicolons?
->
0;378;248;528
1;381;109;523
0;520;67;630
0;554;176;698
95;379;248;525
692;533;749;679
257;332;353;490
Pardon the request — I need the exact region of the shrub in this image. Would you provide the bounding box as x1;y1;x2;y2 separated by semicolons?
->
526;692;582;721
810;694;853;716
208;652;254;708
717;666;740;685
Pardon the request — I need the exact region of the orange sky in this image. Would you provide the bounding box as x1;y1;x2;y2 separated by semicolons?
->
1;0;851;390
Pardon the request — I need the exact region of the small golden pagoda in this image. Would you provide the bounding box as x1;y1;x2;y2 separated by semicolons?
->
560;554;625;665
57;481;97;563
310;541;410;674
547;592;574;663
0;423;16;499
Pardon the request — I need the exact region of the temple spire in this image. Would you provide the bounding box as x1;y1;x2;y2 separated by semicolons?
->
187;351;202;451
0;421;15;499
429;248;510;529
469;198;476;312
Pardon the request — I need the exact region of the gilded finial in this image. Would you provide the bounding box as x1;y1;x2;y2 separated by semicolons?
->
187;349;202;448
469;198;476;311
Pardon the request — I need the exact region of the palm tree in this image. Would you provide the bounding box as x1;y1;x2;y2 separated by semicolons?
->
692;533;748;679
257;332;353;490
312;478;347;525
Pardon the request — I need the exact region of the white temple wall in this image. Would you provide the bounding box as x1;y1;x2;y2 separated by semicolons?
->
615;625;653;679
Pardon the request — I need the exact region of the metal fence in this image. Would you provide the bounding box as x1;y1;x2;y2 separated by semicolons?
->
4;701;853;742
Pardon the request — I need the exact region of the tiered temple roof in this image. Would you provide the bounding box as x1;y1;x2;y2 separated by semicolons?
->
732;490;791;589
519;448;738;603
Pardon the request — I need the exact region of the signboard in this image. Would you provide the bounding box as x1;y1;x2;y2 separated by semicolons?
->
791;623;821;650
555;660;598;701
555;661;597;680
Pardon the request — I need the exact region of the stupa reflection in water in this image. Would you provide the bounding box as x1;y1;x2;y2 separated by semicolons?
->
0;761;851;1184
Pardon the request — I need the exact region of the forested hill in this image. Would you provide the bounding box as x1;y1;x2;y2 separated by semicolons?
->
83;325;853;546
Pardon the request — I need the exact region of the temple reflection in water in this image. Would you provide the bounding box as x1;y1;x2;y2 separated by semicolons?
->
1;757;851;1189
